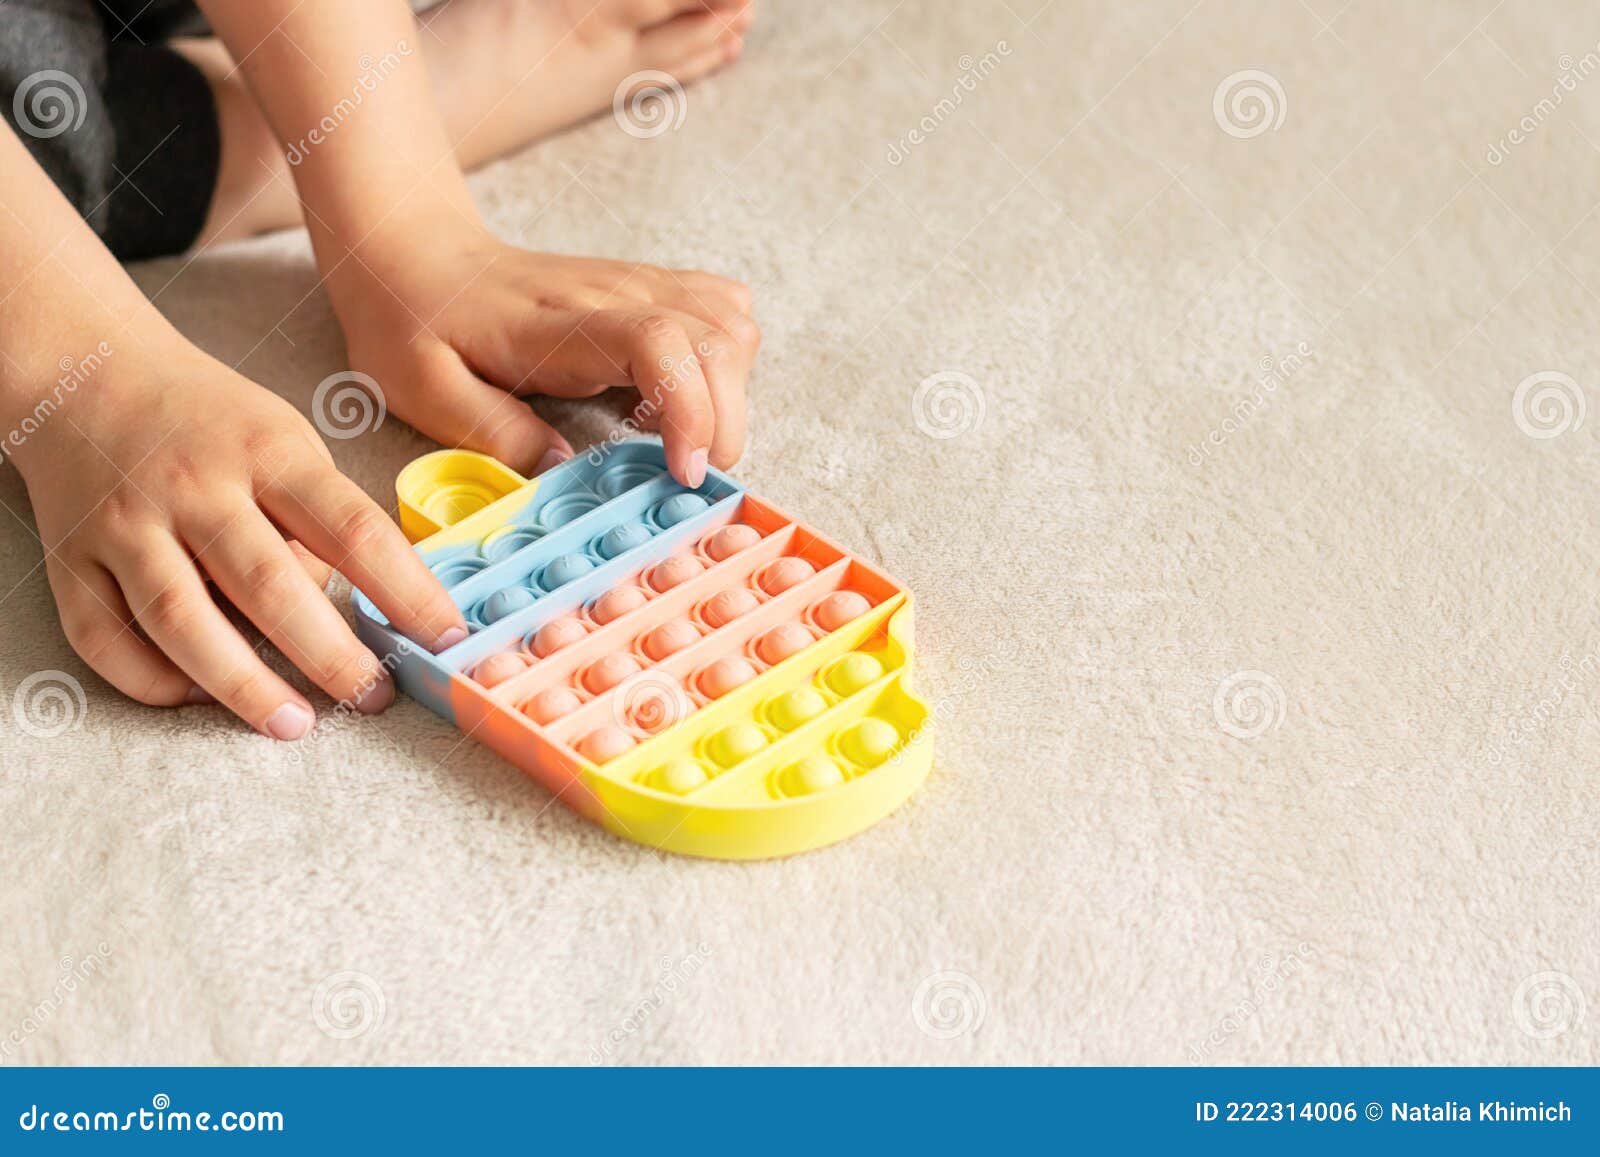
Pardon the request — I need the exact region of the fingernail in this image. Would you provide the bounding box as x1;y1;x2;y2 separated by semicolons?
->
354;678;395;715
263;702;314;741
435;625;469;652
536;447;572;475
686;448;709;488
185;685;215;705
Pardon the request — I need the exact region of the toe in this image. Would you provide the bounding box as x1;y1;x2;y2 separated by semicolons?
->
636;9;746;76
673;35;742;83
626;0;749;24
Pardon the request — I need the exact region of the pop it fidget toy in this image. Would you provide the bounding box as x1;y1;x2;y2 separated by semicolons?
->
351;439;931;860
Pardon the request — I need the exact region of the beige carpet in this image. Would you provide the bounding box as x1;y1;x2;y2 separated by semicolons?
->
4;0;1599;1065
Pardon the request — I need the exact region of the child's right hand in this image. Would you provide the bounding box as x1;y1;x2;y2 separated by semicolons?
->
10;343;468;740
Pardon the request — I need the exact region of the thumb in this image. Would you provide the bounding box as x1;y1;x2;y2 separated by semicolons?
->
383;345;574;475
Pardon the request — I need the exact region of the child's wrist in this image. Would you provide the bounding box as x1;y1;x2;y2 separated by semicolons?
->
0;336;115;475
322;209;495;327
0;325;189;479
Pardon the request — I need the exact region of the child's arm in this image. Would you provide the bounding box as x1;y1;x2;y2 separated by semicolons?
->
194;0;758;488
0;124;467;738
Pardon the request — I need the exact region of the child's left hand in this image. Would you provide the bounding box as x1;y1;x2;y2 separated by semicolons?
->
328;221;759;487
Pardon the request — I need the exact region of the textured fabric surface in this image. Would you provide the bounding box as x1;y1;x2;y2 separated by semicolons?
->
3;0;1598;1065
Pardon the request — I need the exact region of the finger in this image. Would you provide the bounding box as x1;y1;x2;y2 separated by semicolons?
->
111;533;316;738
656;279;756;471
606;388;663;432
185;511;394;713
664;274;761;354
287;539;334;590
497;307;717;482
389;344;573;475
622;313;715;487
46;555;203;707
497;308;715;484
690;327;748;469
261;464;469;652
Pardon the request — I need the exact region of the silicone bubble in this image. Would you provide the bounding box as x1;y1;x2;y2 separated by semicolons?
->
783;755;844;795
654;757;710;795
482;527;543;564
655;492;710;527
532;616;588;657
580;726;635;763
543;552;595;588
473;651;529;688
758;557;816;595
643;618;701;661
756;623;816;665
432;558;489;587
623;674;689;734
590;585;649;625
702;588;759;628
598;522;654;560
705;523;760;561
699;656;758;699
596;461;661;499
812;590;871;633
649;555;706;592
539;494;600;529
585;652;644;693
826;653;884;696
709;722;768;767
481;587;536;623
523;686;582;724
768;686;828;731
841;718;900;768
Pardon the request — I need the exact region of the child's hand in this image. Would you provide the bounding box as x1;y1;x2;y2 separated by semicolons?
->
329;223;759;487
12;345;467;739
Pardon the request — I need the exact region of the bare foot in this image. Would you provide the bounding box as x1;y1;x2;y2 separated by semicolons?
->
180;0;754;247
424;0;754;167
